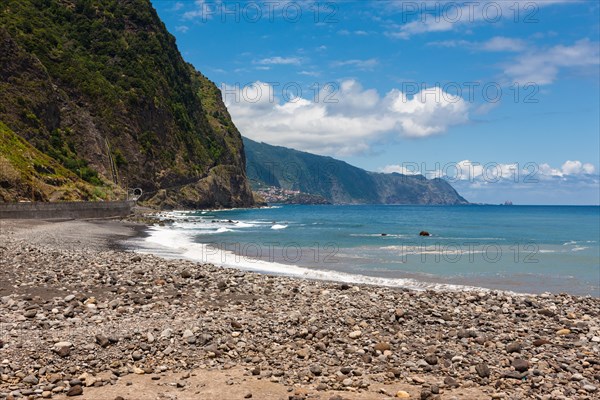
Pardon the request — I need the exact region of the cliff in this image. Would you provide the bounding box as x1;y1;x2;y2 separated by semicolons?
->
0;0;254;208
244;137;468;205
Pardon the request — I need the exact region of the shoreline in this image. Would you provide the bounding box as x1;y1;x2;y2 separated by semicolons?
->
131;214;598;297
0;218;598;399
131;223;515;296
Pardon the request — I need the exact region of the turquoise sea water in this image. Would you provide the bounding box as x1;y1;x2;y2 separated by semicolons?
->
136;205;600;296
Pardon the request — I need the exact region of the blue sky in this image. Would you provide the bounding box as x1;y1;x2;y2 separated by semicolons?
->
151;0;600;204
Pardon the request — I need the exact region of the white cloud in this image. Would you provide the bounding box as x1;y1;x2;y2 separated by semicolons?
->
582;163;596;175
380;165;421;175
175;25;189;33
504;39;600;85
183;0;214;20
428;36;599;86
428;37;526;52
389;16;454;39
387;87;469;137
254;56;302;66
379;160;598;181
427;39;471;48
298;70;320;77
541;160;597;177
331;58;379;70
386;0;573;39
439;160;600;205
481;37;526;52
223;80;470;156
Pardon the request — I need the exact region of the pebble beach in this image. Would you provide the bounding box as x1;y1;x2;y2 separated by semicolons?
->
0;219;599;400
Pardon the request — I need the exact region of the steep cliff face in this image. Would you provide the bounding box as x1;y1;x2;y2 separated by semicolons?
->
0;0;254;208
244;137;469;205
0;121;118;201
368;173;468;205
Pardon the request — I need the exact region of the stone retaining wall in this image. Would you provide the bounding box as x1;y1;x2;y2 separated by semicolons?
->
0;200;135;219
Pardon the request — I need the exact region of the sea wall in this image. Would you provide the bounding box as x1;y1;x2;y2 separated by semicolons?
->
0;200;135;219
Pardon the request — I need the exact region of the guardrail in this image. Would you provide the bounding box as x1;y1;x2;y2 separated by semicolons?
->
0;200;136;219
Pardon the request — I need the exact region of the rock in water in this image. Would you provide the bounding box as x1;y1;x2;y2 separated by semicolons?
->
419;231;431;236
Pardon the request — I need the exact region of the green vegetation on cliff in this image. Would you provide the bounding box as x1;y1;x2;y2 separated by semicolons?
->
0;122;118;201
0;0;254;207
244;137;468;205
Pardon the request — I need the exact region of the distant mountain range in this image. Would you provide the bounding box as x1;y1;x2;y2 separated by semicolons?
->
243;137;468;205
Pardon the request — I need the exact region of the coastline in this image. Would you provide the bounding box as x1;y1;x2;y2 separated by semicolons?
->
0;218;598;399
129;223;507;295
128;207;600;297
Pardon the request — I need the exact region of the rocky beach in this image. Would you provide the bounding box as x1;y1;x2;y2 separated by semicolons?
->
0;219;599;400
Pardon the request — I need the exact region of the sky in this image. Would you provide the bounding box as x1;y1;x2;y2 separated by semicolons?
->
151;0;600;205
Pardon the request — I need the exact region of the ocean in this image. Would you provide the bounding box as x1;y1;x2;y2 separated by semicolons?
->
128;205;600;297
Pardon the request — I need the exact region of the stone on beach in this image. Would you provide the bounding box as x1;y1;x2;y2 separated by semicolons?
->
348;330;362;339
505;342;521;353
66;385;83;396
374;342;391;352
95;334;110;348
511;358;529;372
475;363;490;378
0;219;598;400
533;338;551;347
